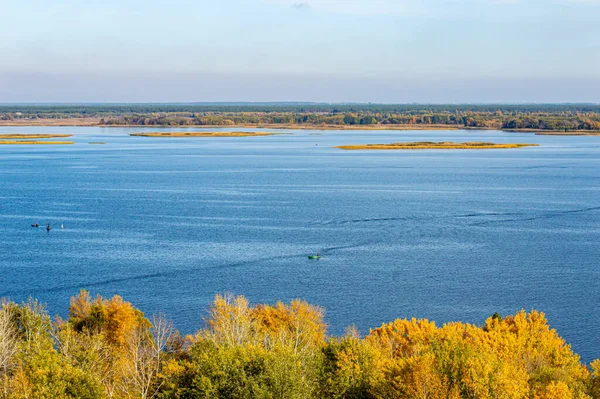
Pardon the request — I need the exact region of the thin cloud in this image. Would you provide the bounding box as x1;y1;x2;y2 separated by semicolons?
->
264;0;598;17
291;2;311;9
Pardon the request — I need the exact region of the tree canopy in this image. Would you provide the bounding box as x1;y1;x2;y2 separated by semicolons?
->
0;292;598;399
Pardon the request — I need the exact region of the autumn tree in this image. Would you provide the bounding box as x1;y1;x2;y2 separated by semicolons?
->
121;314;175;399
1;299;104;399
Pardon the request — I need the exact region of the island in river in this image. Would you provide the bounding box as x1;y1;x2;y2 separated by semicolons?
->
336;142;539;150
0;140;74;145
130;131;273;137
0;133;75;145
0;134;72;139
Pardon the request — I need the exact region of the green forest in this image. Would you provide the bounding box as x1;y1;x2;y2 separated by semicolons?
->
1;104;600;131
1;292;598;399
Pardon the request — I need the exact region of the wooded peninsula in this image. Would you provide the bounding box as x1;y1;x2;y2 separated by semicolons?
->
1;104;600;133
0;292;598;399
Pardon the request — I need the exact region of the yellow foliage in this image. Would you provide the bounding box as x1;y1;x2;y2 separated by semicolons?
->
382;353;451;399
367;318;438;358
69;290;92;326
363;311;590;399
203;293;254;346
254;299;326;353
590;359;600;398
4;294;599;399
483;310;589;394
202;294;326;355
67;290;149;348
102;295;141;347
534;381;574;399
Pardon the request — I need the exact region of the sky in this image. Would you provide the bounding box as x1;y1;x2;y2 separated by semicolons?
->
0;0;599;103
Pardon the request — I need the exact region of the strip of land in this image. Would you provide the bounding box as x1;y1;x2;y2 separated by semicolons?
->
129;131;273;137
528;131;600;136
336;142;539;150
0;119;597;135
0;140;74;145
0;134;73;139
2;104;600;134
125;124;463;131
0;118;100;126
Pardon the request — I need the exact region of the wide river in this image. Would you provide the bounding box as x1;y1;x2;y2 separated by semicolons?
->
0;127;598;361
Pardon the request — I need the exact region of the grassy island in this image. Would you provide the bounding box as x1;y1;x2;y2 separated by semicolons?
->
0;140;74;145
336;141;539;150
0;133;75;145
0;134;72;139
130;131;273;138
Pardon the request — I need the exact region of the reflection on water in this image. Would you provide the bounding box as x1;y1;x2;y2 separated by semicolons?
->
0;126;599;362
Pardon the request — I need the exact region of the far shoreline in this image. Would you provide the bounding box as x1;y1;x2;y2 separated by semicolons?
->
1;118;600;136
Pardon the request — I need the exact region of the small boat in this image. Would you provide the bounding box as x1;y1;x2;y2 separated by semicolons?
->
46;223;51;232
308;251;321;260
31;223;39;228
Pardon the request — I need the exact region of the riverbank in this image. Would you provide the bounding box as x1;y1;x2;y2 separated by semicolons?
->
2;118;600;135
0;118;101;126
0;120;462;130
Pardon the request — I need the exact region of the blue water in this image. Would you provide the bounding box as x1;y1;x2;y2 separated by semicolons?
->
0;127;599;362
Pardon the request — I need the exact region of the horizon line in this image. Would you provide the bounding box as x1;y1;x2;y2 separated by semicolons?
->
1;102;599;106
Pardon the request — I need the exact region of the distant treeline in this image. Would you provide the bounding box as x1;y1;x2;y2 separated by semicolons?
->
1;104;600;131
1;292;599;399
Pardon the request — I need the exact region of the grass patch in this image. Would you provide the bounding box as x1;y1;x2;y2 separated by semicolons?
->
336;141;539;150
130;131;273;137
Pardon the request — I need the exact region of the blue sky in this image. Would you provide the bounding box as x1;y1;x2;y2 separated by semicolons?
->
1;0;599;102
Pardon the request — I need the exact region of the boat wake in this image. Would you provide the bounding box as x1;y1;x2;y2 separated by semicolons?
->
0;241;377;297
470;206;600;226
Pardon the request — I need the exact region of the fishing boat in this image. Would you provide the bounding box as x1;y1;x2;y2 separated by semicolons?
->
308;251;321;260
